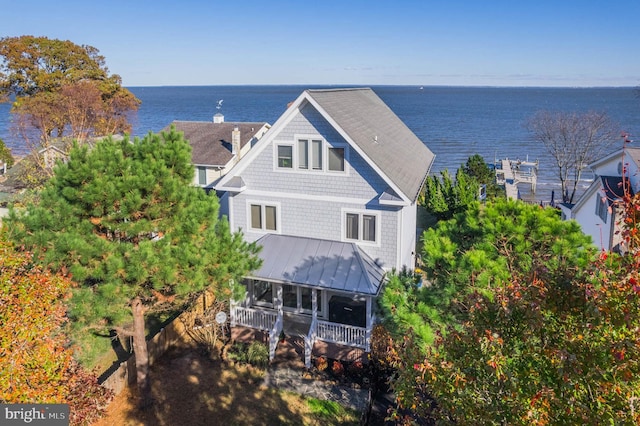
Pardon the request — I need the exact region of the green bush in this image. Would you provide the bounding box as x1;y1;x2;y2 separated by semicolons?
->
247;341;269;368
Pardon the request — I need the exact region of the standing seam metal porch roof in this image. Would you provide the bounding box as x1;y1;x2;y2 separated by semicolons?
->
248;234;386;296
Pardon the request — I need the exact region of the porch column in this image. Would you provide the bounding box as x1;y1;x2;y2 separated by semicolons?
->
312;289;317;322
269;284;284;362
275;284;283;318
365;296;372;352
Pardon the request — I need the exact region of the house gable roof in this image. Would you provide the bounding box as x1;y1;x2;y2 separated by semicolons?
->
305;88;435;202
249;234;386;296
571;175;633;215
216;88;435;202
164;121;268;167
589;146;640;172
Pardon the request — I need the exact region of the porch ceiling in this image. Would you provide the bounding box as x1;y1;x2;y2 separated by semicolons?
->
249;234;385;296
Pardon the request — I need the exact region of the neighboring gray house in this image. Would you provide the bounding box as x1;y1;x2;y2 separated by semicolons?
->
215;88;435;366
165;115;270;188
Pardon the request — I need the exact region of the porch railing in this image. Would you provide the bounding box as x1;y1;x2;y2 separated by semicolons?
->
231;306;277;331
316;320;368;350
269;314;283;361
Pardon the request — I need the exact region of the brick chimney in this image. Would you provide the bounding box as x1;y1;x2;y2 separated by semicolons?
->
213;113;224;123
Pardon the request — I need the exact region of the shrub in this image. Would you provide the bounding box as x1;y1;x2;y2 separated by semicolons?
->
315;356;328;372
247;341;269;368
331;360;344;376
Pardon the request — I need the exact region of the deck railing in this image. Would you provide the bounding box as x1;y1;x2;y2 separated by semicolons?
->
269;314;283;361
305;317;318;368
316;320;367;349
231;306;277;331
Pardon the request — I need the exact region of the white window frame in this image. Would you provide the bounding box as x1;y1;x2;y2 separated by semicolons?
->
247;201;281;233
341;208;381;246
595;195;608;223
281;285;323;316
196;166;207;186
275;143;294;169
273;136;348;175
251;279;274;308
327;145;347;173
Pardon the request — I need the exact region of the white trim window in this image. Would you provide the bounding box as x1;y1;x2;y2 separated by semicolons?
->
328;147;345;172
298;139;323;170
275;136;348;174
277;145;293;168
196;166;207;186
249;202;280;232
343;209;380;244
595;195;608;223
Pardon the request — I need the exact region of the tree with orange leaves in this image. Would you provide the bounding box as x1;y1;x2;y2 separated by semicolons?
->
0;233;112;425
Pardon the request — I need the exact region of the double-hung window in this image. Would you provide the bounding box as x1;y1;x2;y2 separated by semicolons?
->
298;139;323;170
328;147;345;172
595;196;608;223
277;145;293;168
276;138;347;173
197;166;207;186
344;211;378;243
250;203;278;231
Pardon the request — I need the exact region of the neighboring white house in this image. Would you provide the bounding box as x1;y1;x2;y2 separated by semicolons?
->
215;88;435;366
165;115;270;189
560;146;639;252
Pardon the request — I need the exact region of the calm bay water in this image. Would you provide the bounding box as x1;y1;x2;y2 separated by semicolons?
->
1;85;639;202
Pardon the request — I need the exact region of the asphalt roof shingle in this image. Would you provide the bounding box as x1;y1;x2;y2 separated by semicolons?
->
306;88;435;202
165;121;267;166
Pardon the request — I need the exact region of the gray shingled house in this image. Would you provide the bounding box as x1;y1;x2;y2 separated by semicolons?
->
215;88;435;366
165;115;270;188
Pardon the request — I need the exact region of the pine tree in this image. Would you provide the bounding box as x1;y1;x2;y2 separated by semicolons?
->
6;128;261;407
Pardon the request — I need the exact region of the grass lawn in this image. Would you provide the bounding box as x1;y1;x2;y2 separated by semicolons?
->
92;347;361;426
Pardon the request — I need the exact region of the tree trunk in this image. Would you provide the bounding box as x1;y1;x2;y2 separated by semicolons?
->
131;297;152;408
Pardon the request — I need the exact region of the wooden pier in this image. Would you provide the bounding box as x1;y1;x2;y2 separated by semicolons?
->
495;157;539;200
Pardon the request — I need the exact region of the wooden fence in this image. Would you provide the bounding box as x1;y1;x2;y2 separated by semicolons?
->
99;291;216;395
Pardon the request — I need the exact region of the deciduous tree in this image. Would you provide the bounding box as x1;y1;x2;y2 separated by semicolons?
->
380;199;600;423
0;233;112;425
0;137;14;167
6;128;261;407
526;110;619;203
0;36;140;170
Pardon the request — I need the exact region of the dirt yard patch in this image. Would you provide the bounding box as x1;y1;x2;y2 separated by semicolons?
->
92;347;360;426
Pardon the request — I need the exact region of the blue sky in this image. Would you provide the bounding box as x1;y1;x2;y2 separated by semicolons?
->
3;0;639;87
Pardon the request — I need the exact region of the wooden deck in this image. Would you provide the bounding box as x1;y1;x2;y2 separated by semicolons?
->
495;158;538;200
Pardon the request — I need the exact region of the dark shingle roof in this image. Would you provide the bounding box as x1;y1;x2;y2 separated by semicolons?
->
600;176;633;205
165;121;267;166
306;88;435;202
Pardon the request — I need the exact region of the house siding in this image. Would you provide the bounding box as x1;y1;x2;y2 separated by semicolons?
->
230;192;399;269
239;104;389;200
225;102;412;269
573;189;606;249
